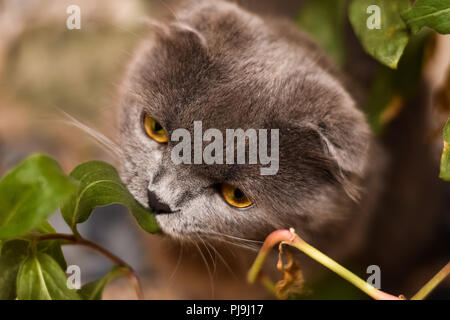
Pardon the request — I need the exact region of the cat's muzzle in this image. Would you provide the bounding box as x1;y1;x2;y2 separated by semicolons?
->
147;189;174;214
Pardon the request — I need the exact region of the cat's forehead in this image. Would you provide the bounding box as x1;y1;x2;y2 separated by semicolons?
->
120;0;361;184
122;0;355;126
127;27;336;133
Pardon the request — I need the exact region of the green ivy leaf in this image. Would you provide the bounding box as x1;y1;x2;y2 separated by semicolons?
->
439;118;450;181
366;29;431;134
349;0;411;68
16;252;81;300
0;154;78;240
401;0;450;34
61;161;159;234
0;240;29;300
1;222;68;300
297;0;347;66
79;266;123;300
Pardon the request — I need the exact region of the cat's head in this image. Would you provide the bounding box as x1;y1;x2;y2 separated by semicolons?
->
118;1;372;243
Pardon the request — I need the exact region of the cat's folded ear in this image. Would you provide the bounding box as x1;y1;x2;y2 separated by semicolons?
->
303;108;371;201
170;22;208;47
142;18;207;51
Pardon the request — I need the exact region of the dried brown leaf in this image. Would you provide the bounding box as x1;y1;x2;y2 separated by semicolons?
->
275;244;304;300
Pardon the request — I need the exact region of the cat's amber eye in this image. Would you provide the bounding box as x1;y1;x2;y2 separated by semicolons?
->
220;183;253;209
144;115;168;143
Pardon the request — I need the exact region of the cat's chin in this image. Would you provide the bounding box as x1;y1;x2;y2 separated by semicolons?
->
153;212;194;241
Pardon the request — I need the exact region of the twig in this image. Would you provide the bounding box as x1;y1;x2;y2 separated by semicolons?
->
257;272;276;295
27;233;144;300
411;262;450;300
247;228;401;300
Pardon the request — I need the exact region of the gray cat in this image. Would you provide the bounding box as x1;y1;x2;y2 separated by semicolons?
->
118;0;380;258
116;0;448;298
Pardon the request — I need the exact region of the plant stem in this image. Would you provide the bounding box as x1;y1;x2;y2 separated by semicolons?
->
28;233;144;300
411;262;450;300
248;228;401;300
247;229;294;283
258;272;276;294
289;231;399;300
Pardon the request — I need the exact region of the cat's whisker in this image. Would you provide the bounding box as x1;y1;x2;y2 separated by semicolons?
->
155;0;181;23
205;231;263;246
190;238;215;298
222;239;259;251
197;235;217;276
203;232;260;252
168;241;184;284
223;242;238;258
57;110;123;158
205;241;238;280
108;21;142;39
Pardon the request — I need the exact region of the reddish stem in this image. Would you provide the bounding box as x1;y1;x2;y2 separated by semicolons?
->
248;229;401;300
28;233;144;300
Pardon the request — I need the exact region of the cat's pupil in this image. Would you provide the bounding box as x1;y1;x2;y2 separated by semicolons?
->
154;122;163;132
234;188;244;200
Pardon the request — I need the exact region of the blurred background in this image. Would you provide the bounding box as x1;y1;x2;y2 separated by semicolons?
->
0;0;449;299
0;0;169;299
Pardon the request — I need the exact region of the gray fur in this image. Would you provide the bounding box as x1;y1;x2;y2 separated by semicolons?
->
117;0;378;254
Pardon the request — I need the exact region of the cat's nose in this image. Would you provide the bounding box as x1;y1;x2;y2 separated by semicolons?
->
147;190;173;214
